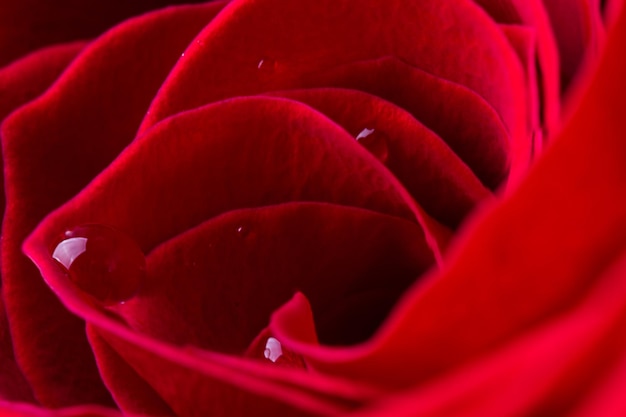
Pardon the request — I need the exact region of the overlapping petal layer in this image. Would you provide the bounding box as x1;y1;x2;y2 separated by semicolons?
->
1;3;225;405
0;0;618;415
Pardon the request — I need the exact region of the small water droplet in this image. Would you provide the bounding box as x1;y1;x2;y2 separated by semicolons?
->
51;224;146;306
355;128;389;163
181;52;186;57
257;57;277;72
236;225;250;238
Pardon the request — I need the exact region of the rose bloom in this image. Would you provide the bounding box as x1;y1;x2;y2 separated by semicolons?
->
0;0;625;416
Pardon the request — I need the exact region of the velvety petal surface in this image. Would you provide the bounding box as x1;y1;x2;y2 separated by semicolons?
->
22;94;447;415
0;40;87;404
0;402;121;417
1;2;225;406
23;248;381;417
0;41;85;122
295;58;512;190
86;328;175;416
349;249;626;416
269;0;626;395
472;0;561;133
263;88;491;228
26;96;445;258
121;203;434;349
139;0;527;156
0;0;210;66
542;0;605;89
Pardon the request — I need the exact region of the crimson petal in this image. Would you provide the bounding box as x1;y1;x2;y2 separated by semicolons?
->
2;3;225;406
139;0;527;153
0;0;209;65
116;203;434;350
296;58;512;190
263;88;491;228
268;2;626;396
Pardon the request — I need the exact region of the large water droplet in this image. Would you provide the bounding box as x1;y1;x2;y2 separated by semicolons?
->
356;127;389;163
263;337;283;362
262;337;307;368
51;224;146;305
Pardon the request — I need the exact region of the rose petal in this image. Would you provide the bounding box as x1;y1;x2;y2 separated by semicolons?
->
25;229;379;416
293;57;511;190
0;41;85;122
347;249;626;416
0;41;85;404
23;96;444;415
140;0;527;153
499;25;540;134
2;2;225;406
116;203;433;350
0;0;209;65
0;402;121;417
0;353;35;402
472;0;561;134
498;24;546;170
90;327;356;417
267;0;626;392
263;88;491;228
86;328;175;416
0;40;85;238
541;0;605;89
27;96;447;259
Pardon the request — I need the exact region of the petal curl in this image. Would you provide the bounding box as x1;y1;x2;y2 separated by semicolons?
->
140;0;527;155
267;0;626;397
2;3;225;406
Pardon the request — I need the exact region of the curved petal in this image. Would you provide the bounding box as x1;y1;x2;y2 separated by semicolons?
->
0;0;208;66
1;2;225;406
266;1;626;393
293;58;512;190
25;96;446;258
86;328;175;416
118;203;433;350
140;0;527;153
0;402;121;417
0;40;85;238
0;41;85;122
348;250;626;416
0;41;85;404
263;88;491;228
542;0;605;89
472;0;561;134
23;241;381;416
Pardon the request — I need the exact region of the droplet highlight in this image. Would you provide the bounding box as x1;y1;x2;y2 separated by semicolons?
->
263;337;283;362
356;127;389;163
51;224;146;305
262;337;307;368
257;57;277;73
236;225;250;238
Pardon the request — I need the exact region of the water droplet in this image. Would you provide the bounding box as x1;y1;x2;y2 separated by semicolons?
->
356;128;389;163
263;337;283;362
257;57;277;73
180;52;186;57
262;337;307;368
51;224;146;306
236;225;250;238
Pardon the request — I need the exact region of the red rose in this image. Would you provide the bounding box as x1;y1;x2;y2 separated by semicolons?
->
0;0;622;416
